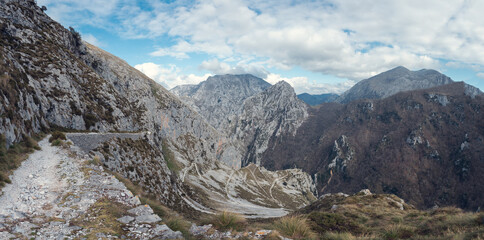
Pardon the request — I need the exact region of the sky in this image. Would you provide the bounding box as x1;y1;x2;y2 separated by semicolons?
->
37;0;484;94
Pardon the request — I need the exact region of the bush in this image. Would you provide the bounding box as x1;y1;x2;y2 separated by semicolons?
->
209;211;247;231
23;134;39;150
308;212;365;234
381;225;415;240
166;216;192;238
51;139;62;146
322;232;356;240
273;216;317;240
49;131;66;143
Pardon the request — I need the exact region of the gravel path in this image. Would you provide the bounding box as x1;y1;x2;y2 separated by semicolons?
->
0;136;182;239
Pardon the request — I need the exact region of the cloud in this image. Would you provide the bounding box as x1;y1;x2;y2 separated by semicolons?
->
82;33;102;47
40;0;484;86
134;62;211;89
37;0;120;26
199;59;269;79
477;72;484;80
266;73;355;94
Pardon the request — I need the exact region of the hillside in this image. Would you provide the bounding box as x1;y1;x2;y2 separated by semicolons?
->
261;82;484;210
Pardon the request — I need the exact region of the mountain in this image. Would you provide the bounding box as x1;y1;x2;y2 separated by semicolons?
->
170;74;271;131
338;66;454;103
260;82;484;210
0;0;317;219
172;75;309;168
297;93;339;106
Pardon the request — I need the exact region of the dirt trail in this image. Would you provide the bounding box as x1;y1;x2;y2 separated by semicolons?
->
0;135;181;239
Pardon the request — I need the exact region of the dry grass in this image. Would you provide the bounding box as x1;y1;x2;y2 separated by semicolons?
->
207;211;247;232
0;133;43;189
71;197;129;239
322;232;356;240
297;193;484;240
272;215;317;239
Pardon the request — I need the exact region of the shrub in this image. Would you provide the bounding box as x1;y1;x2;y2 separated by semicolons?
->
308;212;365;234
273;216;317;240
209;211;247;231
23;134;39;150
166;216;192;238
49;131;66;143
381;225;415;240
322;232;356;240
51;139;62;146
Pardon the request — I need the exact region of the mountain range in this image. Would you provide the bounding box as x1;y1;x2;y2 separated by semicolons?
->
1;2;483;238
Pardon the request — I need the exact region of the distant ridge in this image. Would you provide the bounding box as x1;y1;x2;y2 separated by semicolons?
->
338;66;454;103
297;93;339;106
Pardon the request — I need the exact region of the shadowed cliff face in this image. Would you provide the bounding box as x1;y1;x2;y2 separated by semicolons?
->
261;82;484;210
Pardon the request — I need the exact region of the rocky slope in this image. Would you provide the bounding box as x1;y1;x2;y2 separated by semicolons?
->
0;0;317;219
230;81;309;166
170;74;271;131
337;66;454;103
297;93;339;106
0;136;182;239
260;82;484;210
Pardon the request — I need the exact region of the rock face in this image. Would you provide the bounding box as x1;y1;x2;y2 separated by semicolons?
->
261;82;484;210
230;81;309;166
297;93;339;106
170;74;271;131
172;76;309;168
337;66;454;103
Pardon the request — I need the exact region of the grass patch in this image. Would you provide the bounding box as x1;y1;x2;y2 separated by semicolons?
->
161;141;180;173
71;197;128;239
51;139;62;146
0;133;43;189
89;155;102;165
297;192;484;240
207;211;247;232
322;232;356;240
165;215;193;239
48;131;66;142
272;215;317;240
381;225;415;239
308;212;365;234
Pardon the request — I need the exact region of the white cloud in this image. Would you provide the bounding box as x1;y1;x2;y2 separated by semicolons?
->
82;33;102;47
40;0;484;87
477;72;484;80
199;59;269;79
134;62;211;89
266;73;355;94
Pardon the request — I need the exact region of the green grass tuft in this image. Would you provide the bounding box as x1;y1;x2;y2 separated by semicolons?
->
272;215;317;240
208;211;247;232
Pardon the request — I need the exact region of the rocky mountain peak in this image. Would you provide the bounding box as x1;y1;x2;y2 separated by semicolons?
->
232;80;309;166
338;66;454;103
170;74;270;132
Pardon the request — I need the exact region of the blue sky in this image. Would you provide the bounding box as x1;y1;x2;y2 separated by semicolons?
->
37;0;484;94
